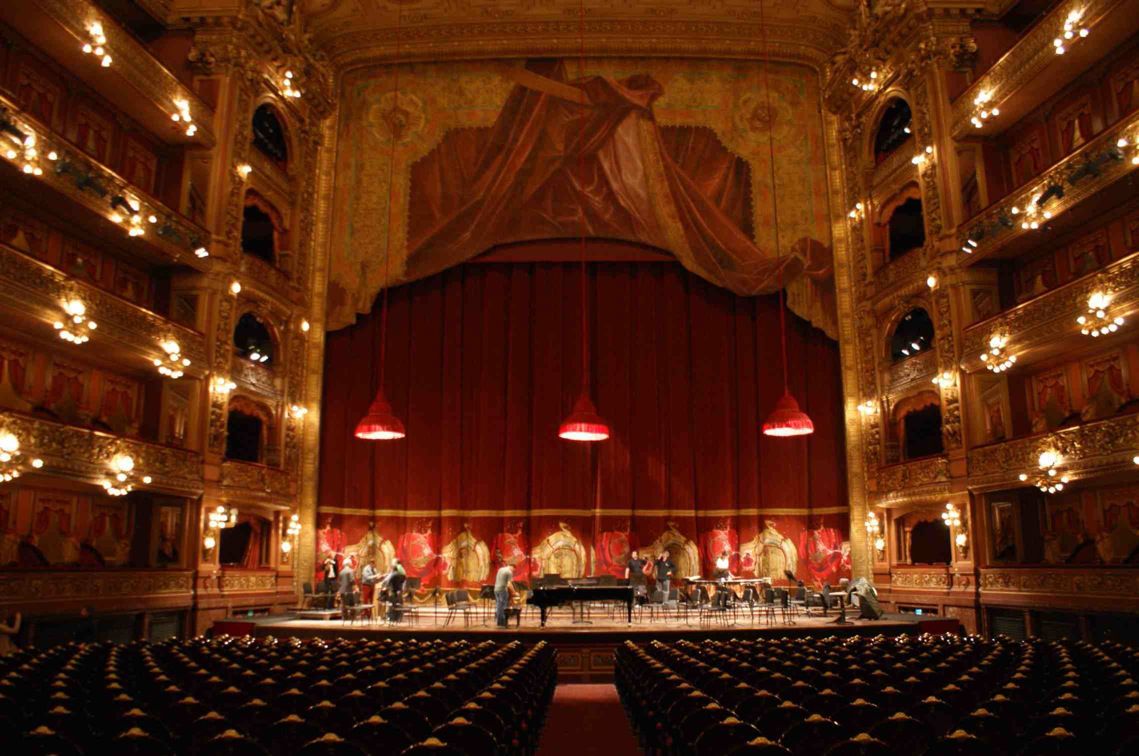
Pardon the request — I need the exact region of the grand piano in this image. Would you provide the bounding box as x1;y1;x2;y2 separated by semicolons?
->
528;579;635;626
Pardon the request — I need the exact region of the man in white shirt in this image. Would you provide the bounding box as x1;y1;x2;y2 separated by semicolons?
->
494;563;517;628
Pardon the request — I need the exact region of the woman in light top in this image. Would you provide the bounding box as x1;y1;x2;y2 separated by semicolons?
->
713;550;732;581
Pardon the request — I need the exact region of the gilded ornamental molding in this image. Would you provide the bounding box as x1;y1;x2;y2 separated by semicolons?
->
872;454;951;507
980;568;1139;596
0;569;193;604
218;572;280;593
0;410;205;496
961;252;1139;373
968;413;1139;491
0;242;208;374
885;350;937;398
889;568;952;589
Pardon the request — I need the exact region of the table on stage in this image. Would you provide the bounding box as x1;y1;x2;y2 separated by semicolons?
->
528;584;636;627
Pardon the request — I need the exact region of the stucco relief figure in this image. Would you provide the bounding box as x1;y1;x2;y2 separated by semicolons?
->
442;526;491;586
532;522;587;579
642;522;700;579
741;520;798;581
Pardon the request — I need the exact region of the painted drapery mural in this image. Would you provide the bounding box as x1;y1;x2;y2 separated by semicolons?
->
318;259;851;592
328;58;836;335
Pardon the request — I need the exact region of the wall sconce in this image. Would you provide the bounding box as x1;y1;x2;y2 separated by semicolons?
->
3;129;43;176
300;319;311;333
194;246;210;259
1018;449;1070;493
101;454;149;497
1077;291;1124;337
865;511;885;558
230;280;242;295
55;299;96;344
82;21;112;67
208;504;238;529
851;70;878;92
980;333;1015;373
1053;9;1090;55
911;145;933;166
236;163;252;180
931;371;956;389
942;502;962;529
289;404;309;420
848;202;865;222
0;431;43;483
926;274;938;289
155;340;190;379
171;98;197;137
970;90;1000;129
282;70;302;99
211;375;237;394
857;400;878;416
282;512;302;554
955;532;968;549
960;238;978;255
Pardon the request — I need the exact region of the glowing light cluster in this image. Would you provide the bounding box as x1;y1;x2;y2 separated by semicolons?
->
101;454;150;497
911;145;933;166
282;70;302;99
1010;193;1052;230
857;400;878;416
211;375;237;394
0;432;43;483
1019;450;1070;494
851;70;879;92
54;299;97;344
1053;9;1089;55
848;202;865;222
154;340;191;379
980;333;1016;373
970;90;1000;129
81;21;112;67
3;129;44;176
171;98;197;138
931;371;956;389
1077;291;1124;337
864;511;885;554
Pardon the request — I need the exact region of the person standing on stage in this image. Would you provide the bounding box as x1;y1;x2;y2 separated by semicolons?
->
320;551;338;609
337;558;358;610
624;550;647;580
382;558;407;623
654;552;675;601
360;559;379;607
494;563;516;628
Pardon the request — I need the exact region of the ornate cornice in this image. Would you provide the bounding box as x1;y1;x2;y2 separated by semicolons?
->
968;413;1139;491
0;410;205;496
980;568;1139;611
961;251;1139;373
0;96;213;269
0;242;208;375
949;0;1139;139
959;109;1139;261
0;0;216;147
0;569;193;604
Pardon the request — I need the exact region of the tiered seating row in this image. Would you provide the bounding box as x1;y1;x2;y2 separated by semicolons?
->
0;636;557;755
615;634;1139;755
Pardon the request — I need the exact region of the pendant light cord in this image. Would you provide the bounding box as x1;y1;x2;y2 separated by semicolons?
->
759;0;790;394
378;5;402;397
577;0;589;396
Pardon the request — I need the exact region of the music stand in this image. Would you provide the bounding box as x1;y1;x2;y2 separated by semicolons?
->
478;584;496;625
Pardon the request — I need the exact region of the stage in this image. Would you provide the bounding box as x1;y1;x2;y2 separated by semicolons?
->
214;606;955;682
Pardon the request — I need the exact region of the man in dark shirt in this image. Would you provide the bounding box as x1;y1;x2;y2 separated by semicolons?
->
654;553;676;601
625;550;647;599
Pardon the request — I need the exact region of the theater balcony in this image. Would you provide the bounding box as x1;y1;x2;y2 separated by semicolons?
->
951;0;1139;140
0;409;205;497
0;568;195;620
957;107;1139;265
979;566;1139;614
960;250;1139;375
0;241;208;380
967;411;1139;491
0;0;216;148
219;459;296;507
0;94;214;270
871;454;951;507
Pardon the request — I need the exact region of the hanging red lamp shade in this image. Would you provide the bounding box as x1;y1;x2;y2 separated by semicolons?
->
762;391;814;438
558;392;610;442
354;389;406;440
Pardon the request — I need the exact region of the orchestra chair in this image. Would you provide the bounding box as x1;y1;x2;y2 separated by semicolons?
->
443;590;474;628
341;592;371;626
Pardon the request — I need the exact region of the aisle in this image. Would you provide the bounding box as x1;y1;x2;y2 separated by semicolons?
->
536;683;641;756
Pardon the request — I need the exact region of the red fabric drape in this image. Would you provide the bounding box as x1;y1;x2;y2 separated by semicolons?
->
318;258;849;589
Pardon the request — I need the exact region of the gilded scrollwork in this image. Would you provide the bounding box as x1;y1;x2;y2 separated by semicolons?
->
220;459;296;501
0;570;193;603
980;568;1139;596
890;568;952;589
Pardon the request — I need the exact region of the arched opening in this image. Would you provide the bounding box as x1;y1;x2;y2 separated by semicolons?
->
233;312;275;365
909;519;952;564
241;204;277;264
889;307;934;362
887;197;926;259
225;407;263;463
902;403;944;459
251;104;288;165
873;98;913;163
219;514;271;567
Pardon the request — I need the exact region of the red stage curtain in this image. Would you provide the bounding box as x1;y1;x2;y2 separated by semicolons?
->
318;257;849;589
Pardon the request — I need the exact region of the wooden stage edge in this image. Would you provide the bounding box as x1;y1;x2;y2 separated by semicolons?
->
214;613;957;683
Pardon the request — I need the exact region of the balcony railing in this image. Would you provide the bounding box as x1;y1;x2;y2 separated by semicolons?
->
967;413;1139;491
960;251;1139;373
0;569;194;609
220;459;296;503
872;454;950;506
0;242;208;375
950;0;1139;139
0;95;213;268
0;410;204;496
